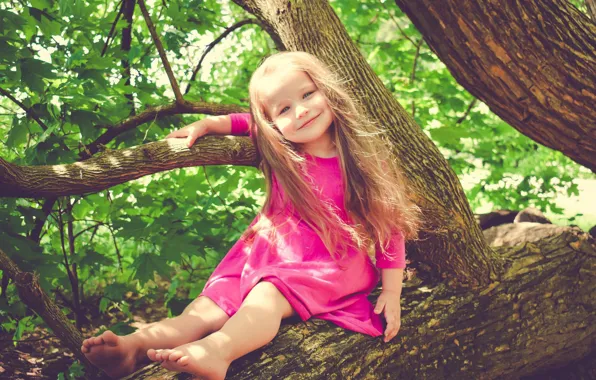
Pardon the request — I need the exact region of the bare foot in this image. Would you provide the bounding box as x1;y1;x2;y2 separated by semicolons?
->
147;340;230;380
81;330;146;378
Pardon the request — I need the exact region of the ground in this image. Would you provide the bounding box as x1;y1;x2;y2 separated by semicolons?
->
0;290;169;379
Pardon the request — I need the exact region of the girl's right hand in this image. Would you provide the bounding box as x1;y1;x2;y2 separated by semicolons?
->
165;121;210;148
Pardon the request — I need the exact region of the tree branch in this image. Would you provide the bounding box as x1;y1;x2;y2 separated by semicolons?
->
137;0;183;103
394;0;596;172
380;0;417;46
80;100;247;159
0;87;49;131
1;136;258;198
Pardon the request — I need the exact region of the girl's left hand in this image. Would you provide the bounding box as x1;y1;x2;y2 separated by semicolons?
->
373;290;402;342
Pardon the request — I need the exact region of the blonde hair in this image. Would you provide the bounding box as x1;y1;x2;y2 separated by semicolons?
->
241;51;421;264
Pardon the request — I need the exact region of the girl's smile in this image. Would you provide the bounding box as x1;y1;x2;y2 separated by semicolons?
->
299;113;320;130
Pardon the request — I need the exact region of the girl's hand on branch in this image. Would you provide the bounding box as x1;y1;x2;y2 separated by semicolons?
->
166;121;210;148
374;289;402;343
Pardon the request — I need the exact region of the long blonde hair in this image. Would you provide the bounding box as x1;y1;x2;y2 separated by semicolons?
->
241;51;421;264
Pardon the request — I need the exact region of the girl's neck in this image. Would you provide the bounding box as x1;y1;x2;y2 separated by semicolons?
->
301;144;337;158
300;130;337;158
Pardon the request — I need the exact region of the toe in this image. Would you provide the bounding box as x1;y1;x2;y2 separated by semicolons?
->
161;360;176;372
147;349;158;361
156;349;168;361
102;330;119;346
177;356;189;366
168;351;183;362
160;349;173;361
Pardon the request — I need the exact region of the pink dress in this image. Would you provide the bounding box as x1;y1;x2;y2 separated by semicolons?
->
200;113;406;336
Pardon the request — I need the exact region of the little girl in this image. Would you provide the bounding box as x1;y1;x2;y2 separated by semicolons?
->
81;51;420;379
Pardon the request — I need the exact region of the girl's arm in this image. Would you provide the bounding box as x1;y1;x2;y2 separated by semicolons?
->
375;231;406;270
374;233;406;343
165;113;251;147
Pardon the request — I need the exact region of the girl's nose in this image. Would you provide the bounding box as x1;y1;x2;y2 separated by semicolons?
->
296;106;308;119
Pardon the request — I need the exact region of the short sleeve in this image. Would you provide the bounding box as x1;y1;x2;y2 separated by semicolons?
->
375;230;406;269
229;113;251;136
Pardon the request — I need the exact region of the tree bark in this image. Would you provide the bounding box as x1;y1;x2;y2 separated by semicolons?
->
127;227;595;379
394;0;596;172
0;136;257;198
230;0;502;288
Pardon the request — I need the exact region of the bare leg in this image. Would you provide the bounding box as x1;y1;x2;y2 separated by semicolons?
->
82;296;229;378
150;281;295;380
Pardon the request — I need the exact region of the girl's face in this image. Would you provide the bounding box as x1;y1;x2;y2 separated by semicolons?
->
259;68;335;152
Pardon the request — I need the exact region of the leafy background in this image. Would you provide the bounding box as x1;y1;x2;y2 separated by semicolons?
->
0;0;594;376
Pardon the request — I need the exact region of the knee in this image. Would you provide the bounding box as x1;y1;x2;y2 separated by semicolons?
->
252;281;281;297
181;296;229;322
248;281;295;319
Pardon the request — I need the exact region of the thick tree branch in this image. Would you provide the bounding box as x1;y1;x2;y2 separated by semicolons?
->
1;136;258;198
137;0;183;103
394;0;596;172
80;101;247;159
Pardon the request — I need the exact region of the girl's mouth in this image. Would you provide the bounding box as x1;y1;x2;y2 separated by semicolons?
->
300;114;319;129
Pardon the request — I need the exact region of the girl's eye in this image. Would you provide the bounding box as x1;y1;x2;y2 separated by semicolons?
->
279;106;290;115
303;91;314;98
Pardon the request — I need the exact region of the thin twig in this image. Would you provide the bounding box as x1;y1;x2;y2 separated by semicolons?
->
201;166;243;235
380;0;416;46
101;0;125;56
185;19;259;95
410;38;424;117
137;0;183;103
456;98;478;124
0;87;49;131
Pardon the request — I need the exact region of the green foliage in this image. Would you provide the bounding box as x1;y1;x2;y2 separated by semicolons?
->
0;0;591;343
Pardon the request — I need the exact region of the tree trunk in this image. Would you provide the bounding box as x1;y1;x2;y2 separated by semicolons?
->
127;227;596;379
231;0;502;288
394;0;596;172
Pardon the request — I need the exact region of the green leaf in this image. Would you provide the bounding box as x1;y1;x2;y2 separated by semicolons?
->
78;249;115;268
6;117;29;147
19;57;57;92
131;253;169;285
